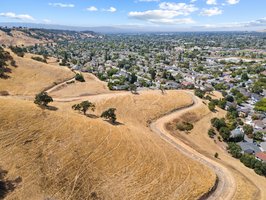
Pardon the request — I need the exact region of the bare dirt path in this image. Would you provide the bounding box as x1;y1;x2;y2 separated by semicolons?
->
1;74;238;199
150;91;237;200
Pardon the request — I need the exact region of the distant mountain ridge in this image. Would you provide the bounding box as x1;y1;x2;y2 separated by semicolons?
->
0;22;123;33
0;26;98;46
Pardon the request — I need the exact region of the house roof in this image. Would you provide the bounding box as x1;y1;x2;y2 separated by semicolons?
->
255;152;266;162
238;142;261;153
230;128;244;138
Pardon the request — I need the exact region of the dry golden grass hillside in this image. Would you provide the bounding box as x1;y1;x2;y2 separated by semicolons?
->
0;30;43;46
0;90;216;200
0;51;74;96
166;97;266;200
48;73;110;98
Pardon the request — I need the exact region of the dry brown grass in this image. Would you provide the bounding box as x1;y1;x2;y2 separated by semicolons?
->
0;51;74;96
48;73;110;98
0;90;216;200
0;30;43;46
166;98;266;200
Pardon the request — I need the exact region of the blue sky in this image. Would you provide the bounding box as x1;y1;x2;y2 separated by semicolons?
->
0;0;266;31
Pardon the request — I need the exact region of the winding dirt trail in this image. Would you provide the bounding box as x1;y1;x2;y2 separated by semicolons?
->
150;91;237;200
1;75;238;199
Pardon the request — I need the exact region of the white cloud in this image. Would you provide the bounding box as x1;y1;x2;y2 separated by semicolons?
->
206;0;217;5
200;7;222;16
149;18;195;25
48;3;75;8
227;0;240;5
190;0;197;3
103;7;117;13
159;2;198;15
86;6;98;12
129;2;197;25
0;12;35;20
129;10;195;25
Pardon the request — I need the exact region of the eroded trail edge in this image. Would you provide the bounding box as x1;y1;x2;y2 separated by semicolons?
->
150;91;236;200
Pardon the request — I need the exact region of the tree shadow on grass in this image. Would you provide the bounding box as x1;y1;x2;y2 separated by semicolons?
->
46;105;58;111
103;120;124;126
130;91;140;95
85;113;99;119
0;167;22;199
38;105;58;111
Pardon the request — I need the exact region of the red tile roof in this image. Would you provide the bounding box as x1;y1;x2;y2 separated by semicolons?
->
255;152;266;161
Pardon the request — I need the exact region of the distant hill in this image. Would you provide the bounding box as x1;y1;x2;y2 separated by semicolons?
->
0;22;123;34
0;26;98;46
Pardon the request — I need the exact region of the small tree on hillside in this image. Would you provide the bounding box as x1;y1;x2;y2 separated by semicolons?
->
129;84;137;94
159;84;165;94
101;108;117;123
72;101;95;115
75;73;85;82
34;92;53;107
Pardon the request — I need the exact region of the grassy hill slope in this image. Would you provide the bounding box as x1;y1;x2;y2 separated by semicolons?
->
0;90;216;200
0;51;74;96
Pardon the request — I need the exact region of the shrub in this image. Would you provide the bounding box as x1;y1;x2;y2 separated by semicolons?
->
194;89;205;99
255;98;266;112
208;128;216;138
227;143;242;158
176;121;194;131
75;73;85;82
31;56;47;63
214;152;219;158
208;101;216;112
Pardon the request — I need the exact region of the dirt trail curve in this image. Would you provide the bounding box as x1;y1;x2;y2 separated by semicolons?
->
1;76;237;199
150;91;236;200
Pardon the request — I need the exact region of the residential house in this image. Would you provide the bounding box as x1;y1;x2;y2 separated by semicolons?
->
238;141;261;154
230;127;244;139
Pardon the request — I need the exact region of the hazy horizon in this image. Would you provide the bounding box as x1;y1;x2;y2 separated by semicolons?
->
0;0;266;32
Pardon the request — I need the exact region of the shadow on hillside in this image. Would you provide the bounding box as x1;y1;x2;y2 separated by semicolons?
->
85;114;99;119
0;167;22;199
130;91;139;95
46;106;58;111
38;105;58;111
103;120;124;126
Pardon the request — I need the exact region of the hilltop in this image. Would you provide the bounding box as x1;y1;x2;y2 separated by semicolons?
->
0;27;97;46
0;50;74;96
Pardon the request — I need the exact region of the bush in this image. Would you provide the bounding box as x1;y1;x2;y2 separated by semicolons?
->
208;128;216;138
75;73;85;82
208;101;216;112
214;152;219;158
211;118;226;130
255;98;266;112
176;121;194;131
10;46;25;57
194;89;205;98
240;154;266;176
31;56;47;63
227;143;242;158
219;126;230;141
